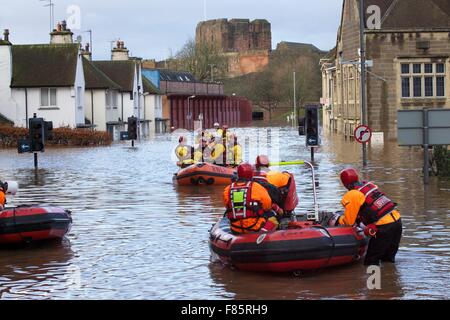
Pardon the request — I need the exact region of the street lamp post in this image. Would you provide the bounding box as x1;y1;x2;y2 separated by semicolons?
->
187;95;196;130
293;71;297;126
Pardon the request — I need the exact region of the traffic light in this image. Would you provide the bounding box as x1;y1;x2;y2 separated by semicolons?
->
128;116;138;140
44;121;53;141
298;117;306;136
29;118;45;152
305;105;320;147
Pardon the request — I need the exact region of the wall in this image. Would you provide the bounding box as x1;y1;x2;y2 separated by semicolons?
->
169;95;251;130
13;87;77;128
74;53;86;126
196;19;271;52
84;89;120;132
159;81;223;95
366;31;450;139
0;44;18;123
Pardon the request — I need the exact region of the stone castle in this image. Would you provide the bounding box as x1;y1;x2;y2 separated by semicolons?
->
196;19;272;77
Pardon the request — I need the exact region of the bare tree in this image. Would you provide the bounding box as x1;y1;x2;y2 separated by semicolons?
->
176;38;228;81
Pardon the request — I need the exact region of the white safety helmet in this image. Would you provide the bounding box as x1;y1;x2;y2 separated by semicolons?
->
214;122;220;129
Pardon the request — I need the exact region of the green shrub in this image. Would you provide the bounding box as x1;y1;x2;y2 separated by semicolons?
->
433;146;450;177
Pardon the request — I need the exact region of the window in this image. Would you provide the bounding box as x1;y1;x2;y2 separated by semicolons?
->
413;77;422;97
424;77;433;97
401;64;410;74
401;78;410;98
437;77;445;97
76;87;82;108
40;88;57;106
400;62;447;98
106;91;118;109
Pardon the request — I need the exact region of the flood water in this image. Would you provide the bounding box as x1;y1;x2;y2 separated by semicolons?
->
0;125;449;300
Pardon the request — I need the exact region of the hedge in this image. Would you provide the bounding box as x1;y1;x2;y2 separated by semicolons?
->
0;126;112;148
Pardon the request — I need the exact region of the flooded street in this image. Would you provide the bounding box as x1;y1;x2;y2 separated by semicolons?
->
0;126;449;300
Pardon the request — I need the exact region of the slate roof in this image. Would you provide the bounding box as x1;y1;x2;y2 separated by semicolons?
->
143;77;161;95
93;60;137;92
83;58;121;90
362;0;450;30
10;44;79;88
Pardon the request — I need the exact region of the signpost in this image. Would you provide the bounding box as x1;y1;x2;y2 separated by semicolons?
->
397;108;450;184
354;125;372;144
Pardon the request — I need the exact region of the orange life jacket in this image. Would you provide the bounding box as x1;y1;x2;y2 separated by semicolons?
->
357;181;397;225
227;182;264;220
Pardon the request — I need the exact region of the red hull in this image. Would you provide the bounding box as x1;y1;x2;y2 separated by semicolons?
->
0;206;72;245
210;219;367;273
175;163;236;186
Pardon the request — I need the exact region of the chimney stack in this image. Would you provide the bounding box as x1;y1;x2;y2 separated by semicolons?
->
3;29;9;42
81;43;92;60
50;21;73;44
111;40;130;61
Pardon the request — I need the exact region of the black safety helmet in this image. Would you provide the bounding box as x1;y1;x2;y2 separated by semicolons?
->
0;181;8;192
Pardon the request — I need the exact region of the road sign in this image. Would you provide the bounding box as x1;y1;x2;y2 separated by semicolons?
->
398;109;450;146
354;125;372;144
397;108;450;185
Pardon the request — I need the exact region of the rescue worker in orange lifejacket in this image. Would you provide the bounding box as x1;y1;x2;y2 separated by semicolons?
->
223;163;279;234
0;181;8;211
255;155;300;216
253;155;285;216
329;168;402;266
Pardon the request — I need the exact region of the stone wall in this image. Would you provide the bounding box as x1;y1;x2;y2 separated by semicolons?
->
196;19;271;52
366;31;450;139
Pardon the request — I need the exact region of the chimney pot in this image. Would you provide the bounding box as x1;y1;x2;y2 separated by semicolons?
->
61;20;67;31
3;29;9;42
57;22;62;32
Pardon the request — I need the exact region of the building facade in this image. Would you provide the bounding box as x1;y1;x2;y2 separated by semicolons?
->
0;32;86;129
321;0;450;140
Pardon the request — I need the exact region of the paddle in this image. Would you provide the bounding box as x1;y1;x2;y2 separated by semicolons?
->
269;160;305;167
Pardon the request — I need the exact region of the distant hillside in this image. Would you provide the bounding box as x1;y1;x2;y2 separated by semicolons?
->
224;42;328;120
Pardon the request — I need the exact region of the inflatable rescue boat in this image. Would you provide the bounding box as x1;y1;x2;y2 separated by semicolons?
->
0;205;72;245
210;218;366;273
175;162;236;186
209;160;367;273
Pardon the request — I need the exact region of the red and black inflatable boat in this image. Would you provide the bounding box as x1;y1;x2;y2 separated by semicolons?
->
210;218;367;273
0;205;72;245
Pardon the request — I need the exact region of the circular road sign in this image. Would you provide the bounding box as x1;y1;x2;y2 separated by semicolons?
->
354;125;372;144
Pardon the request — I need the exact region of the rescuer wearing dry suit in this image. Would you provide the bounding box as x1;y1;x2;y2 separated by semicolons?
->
253;155;293;216
223;163;279;234
324;168;402;266
0;181;8;211
226;133;243;167
175;136;195;168
203;136;226;166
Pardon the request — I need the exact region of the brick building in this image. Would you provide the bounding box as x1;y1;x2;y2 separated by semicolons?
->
196;19;272;77
321;0;450;140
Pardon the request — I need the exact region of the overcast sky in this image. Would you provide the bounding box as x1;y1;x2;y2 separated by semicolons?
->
0;0;342;60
